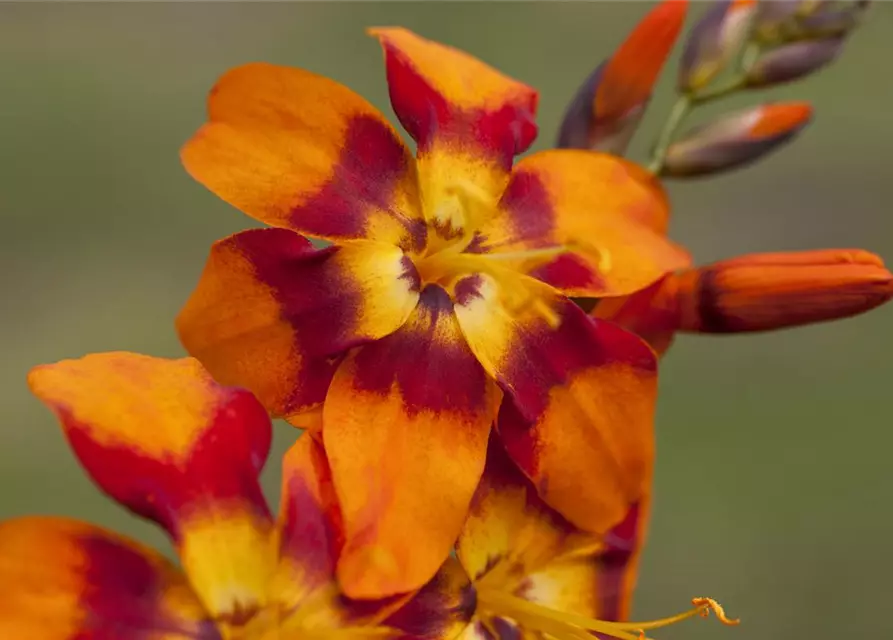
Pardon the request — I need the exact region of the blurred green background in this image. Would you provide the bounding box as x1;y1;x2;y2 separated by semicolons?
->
2;2;891;639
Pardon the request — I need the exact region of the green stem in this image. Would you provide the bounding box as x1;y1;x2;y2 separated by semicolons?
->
646;95;692;174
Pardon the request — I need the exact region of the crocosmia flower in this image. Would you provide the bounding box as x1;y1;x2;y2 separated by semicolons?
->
4;352;470;639
176;28;688;598
453;436;738;639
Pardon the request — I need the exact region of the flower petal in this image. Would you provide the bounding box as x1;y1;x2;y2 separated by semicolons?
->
592;274;684;356
177;228;420;423
474;150;689;297
384;556;477;640
27;353;276;620
370;28;538;240
182;62;425;250
0;517;218;639
453;275;656;533
270;434;343;609
324;284;502;599
456;435;573;585
370;27;538;165
523;501;650;622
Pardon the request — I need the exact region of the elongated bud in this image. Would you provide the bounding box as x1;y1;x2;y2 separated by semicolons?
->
678;0;757;93
746;36;844;87
557;0;688;153
755;0;869;44
675;249;893;333
662;102;812;177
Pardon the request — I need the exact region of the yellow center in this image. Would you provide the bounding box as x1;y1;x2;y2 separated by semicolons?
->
413;180;572;327
476;588;739;640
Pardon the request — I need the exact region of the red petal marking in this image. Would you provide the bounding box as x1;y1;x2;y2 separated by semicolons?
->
182;63;425;249
177;228;420;422
324;284;501;599
270;435;344;606
0;517;218;639
370;27;538;164
596;0;689;120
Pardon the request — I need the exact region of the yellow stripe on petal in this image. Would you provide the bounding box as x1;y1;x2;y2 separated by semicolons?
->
0;517;215;639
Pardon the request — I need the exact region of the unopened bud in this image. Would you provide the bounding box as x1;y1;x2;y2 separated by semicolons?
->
675;249;893;333
557;0;688;154
662;102;813;177
746;36;844;87
678;0;757;93
755;0;869;44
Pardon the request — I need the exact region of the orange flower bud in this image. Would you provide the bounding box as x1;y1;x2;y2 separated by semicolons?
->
678;0;757;93
557;0;688;153
674;249;893;333
662;102;813;177
746;37;845;87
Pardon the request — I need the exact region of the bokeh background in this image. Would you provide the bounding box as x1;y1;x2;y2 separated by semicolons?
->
2;2;892;639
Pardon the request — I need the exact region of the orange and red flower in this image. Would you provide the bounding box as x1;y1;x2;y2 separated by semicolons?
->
452;436;737;640
5;352;471;639
176;28;689;598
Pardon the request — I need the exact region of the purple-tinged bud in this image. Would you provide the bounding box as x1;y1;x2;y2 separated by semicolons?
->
746;36;844;86
678;0;757;93
557;0;688;154
662;102;813;177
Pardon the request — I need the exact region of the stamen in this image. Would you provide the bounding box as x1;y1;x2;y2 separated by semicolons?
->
476;589;738;640
482;246;569;263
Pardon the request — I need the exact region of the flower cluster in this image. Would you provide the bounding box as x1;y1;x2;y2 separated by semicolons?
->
2;2;885;639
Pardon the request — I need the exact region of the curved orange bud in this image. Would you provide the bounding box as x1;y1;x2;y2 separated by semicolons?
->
675;249;893;333
557;0;688;153
596;0;690;121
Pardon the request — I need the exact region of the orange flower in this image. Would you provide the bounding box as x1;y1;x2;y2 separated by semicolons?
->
454;437;738;639
595;249;893;354
5;352;471;639
176;28;688;598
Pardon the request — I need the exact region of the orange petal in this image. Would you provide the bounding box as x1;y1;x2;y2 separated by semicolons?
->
0;517;215;638
27;353;276;620
182;62;425;250
370;28;538;242
474;150;689;297
452;274;656;533
177;229;420;423
459;440;651;625
324;284;502;599
674;248;893;333
370;27;538;163
271;434;344;609
592;274;685;356
596;0;689;121
456;435;574;584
